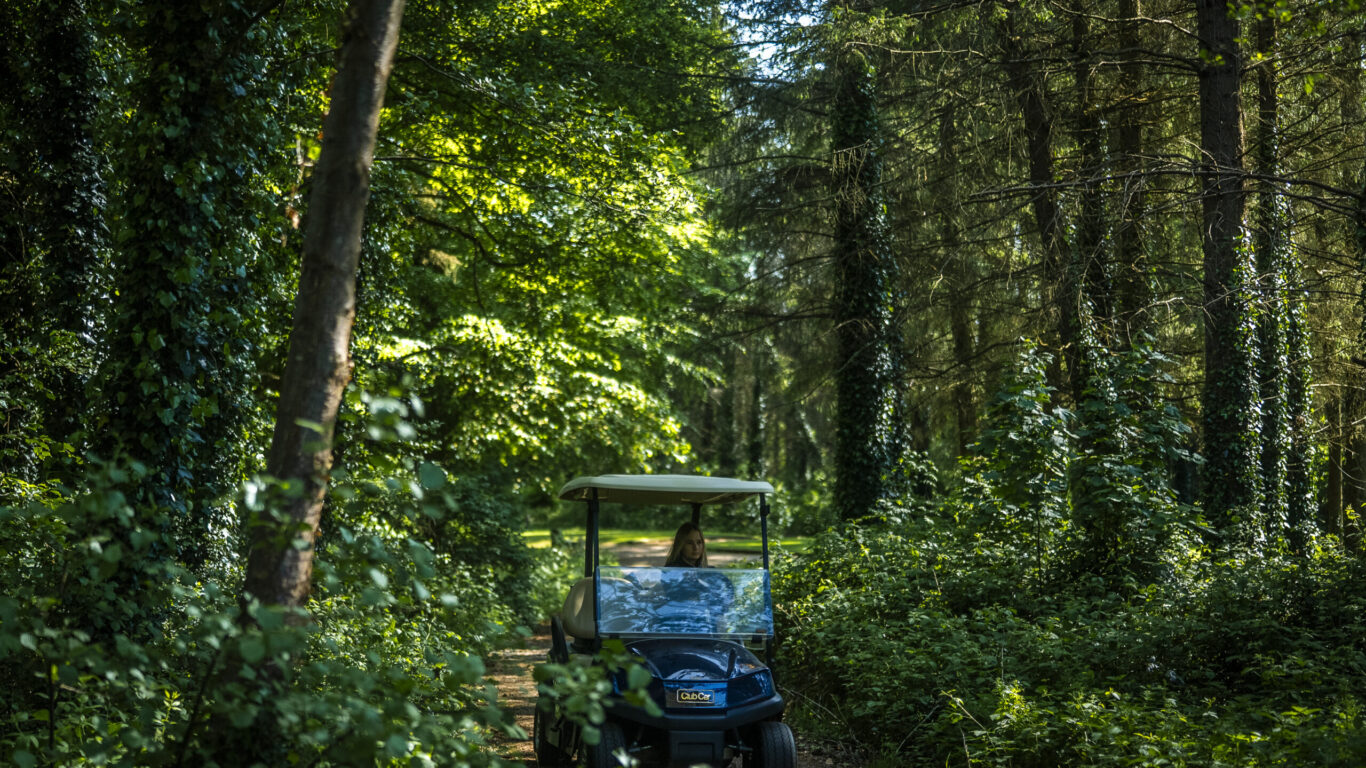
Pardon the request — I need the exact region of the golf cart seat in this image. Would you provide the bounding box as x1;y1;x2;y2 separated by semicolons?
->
560;577;597;641
562;575;637;649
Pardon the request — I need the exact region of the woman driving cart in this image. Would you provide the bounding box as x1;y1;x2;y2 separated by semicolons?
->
665;522;709;567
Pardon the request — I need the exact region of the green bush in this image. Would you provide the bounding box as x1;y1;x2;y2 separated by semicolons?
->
770;344;1366;766
0;458;525;767
528;529;589;620
772;518;1366;766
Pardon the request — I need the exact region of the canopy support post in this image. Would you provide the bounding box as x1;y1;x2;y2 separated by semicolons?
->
760;494;771;570
590;487;601;641
586;489;599;577
691;502;701;526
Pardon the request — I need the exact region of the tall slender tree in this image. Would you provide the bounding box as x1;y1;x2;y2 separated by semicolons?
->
936;106;978;455
1249;13;1314;548
1070;1;1111;335
1111;0;1150;341
1197;0;1260;540
0;0;105;491
1340;27;1366;548
1253;13;1289;536
1001;2;1082;402
242;0;406;611
830;27;899;521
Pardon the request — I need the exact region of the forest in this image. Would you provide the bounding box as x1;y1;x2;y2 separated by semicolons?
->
3;0;1366;765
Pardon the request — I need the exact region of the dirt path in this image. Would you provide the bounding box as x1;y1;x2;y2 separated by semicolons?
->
486;628;546;766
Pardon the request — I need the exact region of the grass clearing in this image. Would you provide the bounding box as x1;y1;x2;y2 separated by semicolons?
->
522;528;810;553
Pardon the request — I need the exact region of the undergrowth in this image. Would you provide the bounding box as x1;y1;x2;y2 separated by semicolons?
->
772;344;1366;767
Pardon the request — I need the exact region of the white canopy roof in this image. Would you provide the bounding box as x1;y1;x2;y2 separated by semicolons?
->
556;474;773;506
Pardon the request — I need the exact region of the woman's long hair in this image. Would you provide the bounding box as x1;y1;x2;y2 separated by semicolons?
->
664;521;707;567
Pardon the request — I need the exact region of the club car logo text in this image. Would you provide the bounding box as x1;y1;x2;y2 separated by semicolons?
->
673;689;716;705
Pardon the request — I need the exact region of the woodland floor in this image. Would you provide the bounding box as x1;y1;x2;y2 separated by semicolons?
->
486;539;840;767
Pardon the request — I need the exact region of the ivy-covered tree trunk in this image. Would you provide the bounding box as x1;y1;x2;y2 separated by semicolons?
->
24;0;104;337
242;0;405;610
94;0;287;570
0;0;104;487
1196;0;1260;541
830;47;898;522
1253;15;1289;537
1249;16;1314;548
1282;274;1312;551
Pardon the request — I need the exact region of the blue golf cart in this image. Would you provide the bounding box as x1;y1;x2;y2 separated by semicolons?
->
534;474;795;768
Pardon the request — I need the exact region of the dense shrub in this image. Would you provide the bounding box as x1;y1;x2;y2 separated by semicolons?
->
0;458;523;766
774;522;1366;766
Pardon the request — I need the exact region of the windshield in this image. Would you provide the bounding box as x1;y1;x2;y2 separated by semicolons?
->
596;566;774;638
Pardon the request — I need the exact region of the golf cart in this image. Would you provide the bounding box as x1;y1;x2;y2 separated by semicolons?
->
534;475;795;768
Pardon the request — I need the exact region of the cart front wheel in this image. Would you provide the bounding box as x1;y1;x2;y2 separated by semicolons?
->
584;721;627;768
750;721;795;768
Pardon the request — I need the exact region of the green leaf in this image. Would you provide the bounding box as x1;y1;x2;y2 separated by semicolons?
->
418;461;446;490
627;664;651;690
384;734;409;757
122;727;146;748
240;635;265;664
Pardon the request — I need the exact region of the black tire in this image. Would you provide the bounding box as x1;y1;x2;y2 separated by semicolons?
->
751;721;795;768
534;705;571;767
584;721;627;768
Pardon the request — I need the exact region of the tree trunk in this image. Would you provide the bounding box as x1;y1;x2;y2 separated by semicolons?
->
1347;390;1366;550
92;0;295;572
1196;0;1260;540
1253;15;1289;536
937;107;976;454
746;353;766;478
1345;28;1366;552
831;46;898;522
717;350;738;476
1002;4;1081;402
242;0;406;610
29;0;104;455
1071;3;1110;334
1112;0;1149;342
1323;394;1343;537
1352;169;1366;552
17;0;104;335
0;0;103;486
